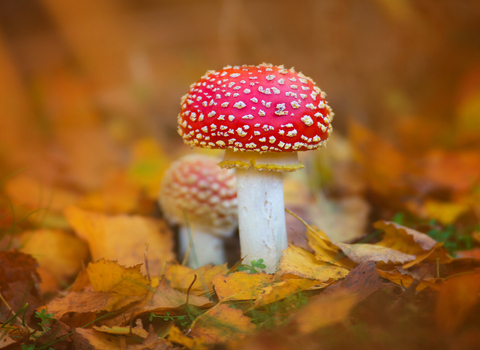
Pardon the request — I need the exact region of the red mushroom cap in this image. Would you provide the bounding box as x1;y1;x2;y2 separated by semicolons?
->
159;155;237;235
178;63;333;153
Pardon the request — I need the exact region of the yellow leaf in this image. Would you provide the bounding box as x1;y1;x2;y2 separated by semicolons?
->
213;272;274;301
127;138;170;199
165;263;229;295
93;324;148;339
277;245;349;281
294;291;358;333
87;259;149;297
189;304;255;345
19;229;89;284
334;242;415;265
168;325;204;350
65;206;175;273
424;200;469;225
78;170;141;214
253;278;324;308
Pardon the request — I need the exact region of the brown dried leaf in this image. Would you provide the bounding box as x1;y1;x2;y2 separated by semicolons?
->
435;271;480;335
45;291;110;319
334;242;415;265
134;277;212;318
322;262;383;302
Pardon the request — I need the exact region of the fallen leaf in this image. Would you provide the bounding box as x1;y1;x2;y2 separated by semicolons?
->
87;259;149;297
253;278;324;308
423;200;469;225
134;277;212;317
65;206;175;273
294;290;358;334
93;324;148;339
374;221;438;254
322;262;383;302
189;304;255;345
127;138;170;199
78;170;142;214
277;245;349;281
165;263;228;295
348;121;418;196
74;328;121;350
45;290;110;319
18;229;89;284
334;242;415;265
421;149;480;194
126;324;173;350
0;331;17;349
213;272;274;301
377;269;440;291
435;271;480;335
167;325;202;350
305;224;355;268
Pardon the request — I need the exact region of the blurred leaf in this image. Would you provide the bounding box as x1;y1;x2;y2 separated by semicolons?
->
189;304;255;345
78;170;141;214
348;121;418;196
18;229;89;291
165;263;228;295
65;206;175;273
127;138;171;199
423;200;469;225
294;290;358;334
435;271;480;335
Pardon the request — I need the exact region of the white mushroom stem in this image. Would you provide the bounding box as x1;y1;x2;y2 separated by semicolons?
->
178;226;227;267
235;167;288;273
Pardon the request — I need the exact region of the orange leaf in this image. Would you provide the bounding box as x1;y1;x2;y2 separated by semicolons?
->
435;271;480;334
65;206;175;273
165;263;228;295
294;290;358;333
45;291;110;319
189;304;255;345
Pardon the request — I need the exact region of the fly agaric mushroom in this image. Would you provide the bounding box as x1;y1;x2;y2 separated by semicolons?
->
159;154;237;267
177;64;333;273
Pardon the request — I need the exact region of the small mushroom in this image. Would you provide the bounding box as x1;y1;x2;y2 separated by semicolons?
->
159;154;237;267
177;64;333;273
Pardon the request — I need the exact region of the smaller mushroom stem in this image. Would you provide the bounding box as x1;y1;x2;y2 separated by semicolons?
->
178;227;227;267
235;167;288;273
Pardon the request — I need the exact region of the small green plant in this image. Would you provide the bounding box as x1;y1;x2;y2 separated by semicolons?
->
150;311;195;328
427;219;474;256
238;259;267;273
34;309;56;335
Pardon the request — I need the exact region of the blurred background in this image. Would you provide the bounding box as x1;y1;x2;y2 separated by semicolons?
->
1;0;480;261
